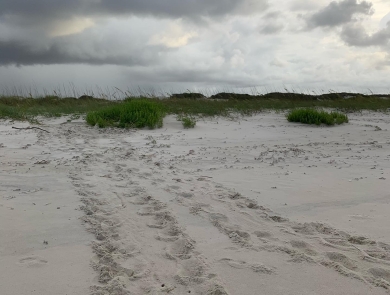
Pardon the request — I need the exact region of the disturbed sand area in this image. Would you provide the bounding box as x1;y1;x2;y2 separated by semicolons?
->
0;112;389;295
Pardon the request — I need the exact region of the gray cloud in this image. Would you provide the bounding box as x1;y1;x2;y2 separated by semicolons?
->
263;11;281;19
306;0;373;28
0;15;177;67
290;0;323;11
0;39;160;66
122;66;263;87
0;0;269;66
258;11;284;35
341;23;390;46
259;23;284;34
0;0;268;25
0;0;388;94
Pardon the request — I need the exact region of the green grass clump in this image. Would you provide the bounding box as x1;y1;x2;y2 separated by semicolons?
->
86;99;164;129
181;116;196;128
287;109;348;125
176;114;196;128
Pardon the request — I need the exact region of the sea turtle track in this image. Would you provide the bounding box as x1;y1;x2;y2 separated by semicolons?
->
36;121;390;294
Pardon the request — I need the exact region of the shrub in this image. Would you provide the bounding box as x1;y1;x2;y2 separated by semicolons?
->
86;99;164;129
181;116;196;128
287;108;348;125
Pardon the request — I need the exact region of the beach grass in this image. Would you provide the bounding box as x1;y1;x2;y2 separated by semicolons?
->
286;109;348;125
0;96;117;122
86;99;164;129
0;92;389;126
160;94;390;116
181;116;197;128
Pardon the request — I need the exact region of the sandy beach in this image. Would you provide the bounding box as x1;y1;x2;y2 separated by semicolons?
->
1;111;389;295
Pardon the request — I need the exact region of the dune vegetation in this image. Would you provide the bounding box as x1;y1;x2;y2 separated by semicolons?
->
0;90;389;127
86;99;164;129
287;109;349;125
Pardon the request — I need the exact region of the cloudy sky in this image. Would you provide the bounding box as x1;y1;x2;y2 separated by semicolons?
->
0;0;389;96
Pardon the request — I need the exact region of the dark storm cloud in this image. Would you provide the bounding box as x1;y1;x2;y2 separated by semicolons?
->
0;40;155;66
0;0;79;18
0;0;269;66
340;23;390;46
0;0;268;23
97;0;268;18
306;0;373;28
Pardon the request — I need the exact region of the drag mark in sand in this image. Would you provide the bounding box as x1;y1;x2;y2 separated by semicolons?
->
31;114;390;294
42;124;230;294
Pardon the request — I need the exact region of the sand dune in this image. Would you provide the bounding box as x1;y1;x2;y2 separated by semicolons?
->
1;112;389;294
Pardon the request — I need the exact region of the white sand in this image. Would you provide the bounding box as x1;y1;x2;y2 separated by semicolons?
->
0;111;389;294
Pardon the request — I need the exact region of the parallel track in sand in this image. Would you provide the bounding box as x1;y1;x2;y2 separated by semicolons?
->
2;112;389;294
